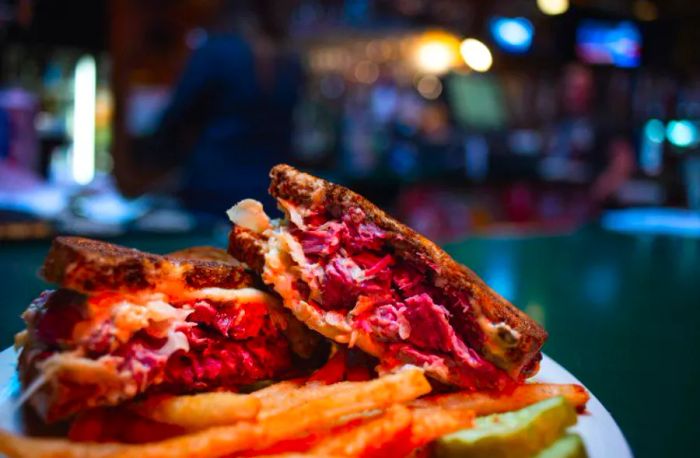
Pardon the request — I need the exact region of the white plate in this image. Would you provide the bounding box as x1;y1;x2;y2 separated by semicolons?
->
0;347;632;457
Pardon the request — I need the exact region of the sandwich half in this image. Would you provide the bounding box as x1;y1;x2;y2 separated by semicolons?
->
16;237;318;422
228;165;547;391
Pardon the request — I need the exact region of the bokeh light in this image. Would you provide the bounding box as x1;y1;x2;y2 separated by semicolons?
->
415;74;443;100
537;0;569;16
354;60;379;84
459;38;493;72
490;17;534;53
414;31;461;75
667;120;699;148
644;119;665;143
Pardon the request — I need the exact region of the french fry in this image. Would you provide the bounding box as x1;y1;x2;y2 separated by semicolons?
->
0;430;126;458
129;392;261;430
257;454;345;458
108;367;430;458
411;383;590;415
310;405;413;458
255;368;421;420
128;366;430;458
256;381;360;419
409;406;475;447
309;404;476;458
0;368;430;458
251;380;303;399
0;367;431;458
251;380;305;415
237;431;326;456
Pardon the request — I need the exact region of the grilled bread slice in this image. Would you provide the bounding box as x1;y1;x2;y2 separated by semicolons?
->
42;236;254;295
18;237;320;422
228;165;547;390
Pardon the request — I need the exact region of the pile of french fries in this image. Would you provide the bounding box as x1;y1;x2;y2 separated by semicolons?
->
0;360;589;458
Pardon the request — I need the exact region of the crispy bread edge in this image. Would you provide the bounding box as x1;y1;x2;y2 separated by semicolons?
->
41;236;255;293
228;227;268;272
267;164;547;379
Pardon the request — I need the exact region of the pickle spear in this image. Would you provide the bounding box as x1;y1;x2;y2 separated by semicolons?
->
434;396;577;458
535;434;588;458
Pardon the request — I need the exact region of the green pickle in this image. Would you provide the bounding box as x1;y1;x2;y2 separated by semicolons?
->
434;396;578;458
534;434;588;458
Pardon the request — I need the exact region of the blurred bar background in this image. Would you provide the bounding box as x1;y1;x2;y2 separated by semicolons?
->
0;1;699;456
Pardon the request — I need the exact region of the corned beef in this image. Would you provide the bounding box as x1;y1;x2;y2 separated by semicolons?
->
291;206;511;389
24;291;293;396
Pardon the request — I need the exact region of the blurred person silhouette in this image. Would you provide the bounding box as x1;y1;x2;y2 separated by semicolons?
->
149;0;302;216
549;63;635;207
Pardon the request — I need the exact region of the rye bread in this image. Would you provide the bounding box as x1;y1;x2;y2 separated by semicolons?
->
42;236;254;294
262;164;547;379
228;226;268;272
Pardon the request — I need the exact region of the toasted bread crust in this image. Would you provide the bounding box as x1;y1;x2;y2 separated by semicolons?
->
228;226;268;272
267;164;547;379
42;237;254;294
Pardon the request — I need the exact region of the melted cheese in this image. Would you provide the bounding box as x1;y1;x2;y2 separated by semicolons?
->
227;199;271;233
182;287;279;306
477;317;521;363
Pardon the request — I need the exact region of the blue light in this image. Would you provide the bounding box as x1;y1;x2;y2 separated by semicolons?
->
643;119;665;143
602;208;700;238
490;17;534;53
576;20;641;68
666;120;698;148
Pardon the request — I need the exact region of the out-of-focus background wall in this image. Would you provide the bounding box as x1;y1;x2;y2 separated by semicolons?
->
0;1;699;456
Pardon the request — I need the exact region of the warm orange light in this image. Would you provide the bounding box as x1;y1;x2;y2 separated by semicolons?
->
413;31;462;75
